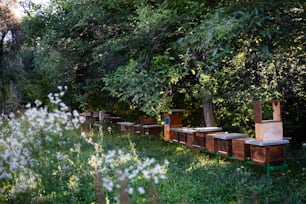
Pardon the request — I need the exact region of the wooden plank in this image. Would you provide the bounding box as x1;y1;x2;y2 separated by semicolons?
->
272;101;281;121
254;101;262;123
206;135;218;153
232;138;252;161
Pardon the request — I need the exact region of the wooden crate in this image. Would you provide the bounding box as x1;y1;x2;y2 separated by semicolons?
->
250;144;286;165
232;138;253;161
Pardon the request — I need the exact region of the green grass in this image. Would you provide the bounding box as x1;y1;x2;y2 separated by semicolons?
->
7;124;306;204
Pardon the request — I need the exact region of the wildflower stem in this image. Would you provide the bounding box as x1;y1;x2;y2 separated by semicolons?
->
95;170;104;204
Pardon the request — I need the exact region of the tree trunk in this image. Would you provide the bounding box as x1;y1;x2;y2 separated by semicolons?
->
0;37;5;116
202;99;217;127
1;81;6;116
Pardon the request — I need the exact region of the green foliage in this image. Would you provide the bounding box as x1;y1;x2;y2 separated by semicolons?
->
19;0;306;137
104;51;188;116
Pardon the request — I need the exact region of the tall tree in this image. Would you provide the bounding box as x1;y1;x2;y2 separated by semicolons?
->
0;3;23;114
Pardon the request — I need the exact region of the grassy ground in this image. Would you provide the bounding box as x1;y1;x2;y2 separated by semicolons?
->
9;123;306;203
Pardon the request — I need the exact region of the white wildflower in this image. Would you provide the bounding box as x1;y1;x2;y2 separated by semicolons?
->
138;187;146;194
128;187;134;195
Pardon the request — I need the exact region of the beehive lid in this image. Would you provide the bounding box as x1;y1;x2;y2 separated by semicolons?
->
116;122;134;125
142;124;162;128
213;133;248;140
181;127;197;133
245;139;289;146
194;127;223;132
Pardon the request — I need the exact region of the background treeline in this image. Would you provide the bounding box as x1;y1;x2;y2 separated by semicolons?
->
1;0;305;142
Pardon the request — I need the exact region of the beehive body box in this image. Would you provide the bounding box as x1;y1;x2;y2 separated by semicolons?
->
117;122;134;132
214;133;248;156
246;140;289;165
255;121;283;141
193;127;223;149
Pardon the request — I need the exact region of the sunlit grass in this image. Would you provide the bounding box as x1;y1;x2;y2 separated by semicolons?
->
1;120;306;203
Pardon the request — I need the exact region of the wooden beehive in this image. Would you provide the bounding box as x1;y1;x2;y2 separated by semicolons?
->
214;133;248;156
250;145;286;165
193;128;223;149
232;138;253;161
143;125;162;135
246;140;289;165
177;128;195;145
254;100;283;141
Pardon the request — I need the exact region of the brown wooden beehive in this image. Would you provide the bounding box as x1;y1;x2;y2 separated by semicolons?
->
246;140;289;165
214;133;248;156
192;127;223;149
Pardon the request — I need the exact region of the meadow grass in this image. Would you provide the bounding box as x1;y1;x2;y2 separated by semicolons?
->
4;123;306;204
